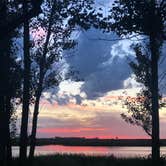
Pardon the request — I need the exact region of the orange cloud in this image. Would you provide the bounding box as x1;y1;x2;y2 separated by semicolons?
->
38;127;106;133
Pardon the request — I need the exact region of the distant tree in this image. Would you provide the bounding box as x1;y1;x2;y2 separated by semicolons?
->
109;0;166;161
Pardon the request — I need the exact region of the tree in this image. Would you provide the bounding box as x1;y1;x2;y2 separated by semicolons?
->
19;0;31;162
0;0;43;164
0;1;22;165
121;44;165;137
29;1;60;159
0;1;10;164
0;0;43;39
121;44;152;137
0;25;22;166
4;51;22;164
0;38;12;166
28;0;96;160
110;0;166;161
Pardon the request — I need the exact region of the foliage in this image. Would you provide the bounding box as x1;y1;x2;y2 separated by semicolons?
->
121;44;152;136
29;0;97;99
121;44;165;137
110;0;166;39
109;0;166;160
0;0;43;38
28;0;100;159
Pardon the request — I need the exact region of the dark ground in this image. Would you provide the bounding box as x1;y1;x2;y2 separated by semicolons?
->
12;154;166;166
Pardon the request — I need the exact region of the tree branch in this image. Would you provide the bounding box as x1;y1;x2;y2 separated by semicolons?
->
83;31;147;42
0;0;43;40
160;0;166;8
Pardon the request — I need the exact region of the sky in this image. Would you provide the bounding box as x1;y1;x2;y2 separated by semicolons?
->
24;27;166;139
16;0;166;139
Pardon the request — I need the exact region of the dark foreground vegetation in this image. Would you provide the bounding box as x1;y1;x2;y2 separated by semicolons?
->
12;154;165;166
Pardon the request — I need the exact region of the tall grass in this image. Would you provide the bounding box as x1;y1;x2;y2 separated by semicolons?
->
12;154;165;166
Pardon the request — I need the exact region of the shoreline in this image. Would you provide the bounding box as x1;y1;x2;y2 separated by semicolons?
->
11;154;165;166
12;138;166;147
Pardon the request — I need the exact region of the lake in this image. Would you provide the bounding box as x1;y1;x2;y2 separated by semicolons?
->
12;145;166;158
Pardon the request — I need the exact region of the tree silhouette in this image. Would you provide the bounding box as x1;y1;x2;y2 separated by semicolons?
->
121;44;165;137
110;0;166;161
0;1;43;164
0;0;43;39
27;0;96;161
0;1;22;165
29;1;61;159
19;0;31;162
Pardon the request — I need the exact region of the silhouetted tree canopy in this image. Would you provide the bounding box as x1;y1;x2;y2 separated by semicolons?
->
109;0;166;161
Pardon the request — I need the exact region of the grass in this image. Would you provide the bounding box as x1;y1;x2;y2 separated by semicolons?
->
12;154;166;166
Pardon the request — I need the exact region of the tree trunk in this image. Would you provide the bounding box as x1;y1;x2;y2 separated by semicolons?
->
0;96;6;166
0;1;9;164
19;0;31;162
0;45;7;165
150;35;160;162
5;96;12;163
150;0;160;162
29;2;55;160
29;91;41;160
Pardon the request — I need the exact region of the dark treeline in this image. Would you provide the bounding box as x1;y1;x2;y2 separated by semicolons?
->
11;137;166;147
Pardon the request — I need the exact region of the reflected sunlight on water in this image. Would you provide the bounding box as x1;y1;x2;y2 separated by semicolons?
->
13;145;166;158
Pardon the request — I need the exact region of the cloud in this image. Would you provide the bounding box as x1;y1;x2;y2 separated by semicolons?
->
48;29;166;105
123;74;141;89
45;80;86;105
35;91;166;138
65;28;134;100
38;127;106;134
35;102;150;138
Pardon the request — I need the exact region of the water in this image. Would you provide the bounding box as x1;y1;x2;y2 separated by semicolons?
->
12;146;166;158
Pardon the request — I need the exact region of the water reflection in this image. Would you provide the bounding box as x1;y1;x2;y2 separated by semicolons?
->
12;145;166;158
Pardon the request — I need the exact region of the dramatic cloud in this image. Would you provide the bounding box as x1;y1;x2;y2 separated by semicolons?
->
65;29;135;100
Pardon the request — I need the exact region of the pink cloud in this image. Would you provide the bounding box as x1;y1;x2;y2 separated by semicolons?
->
38;127;106;133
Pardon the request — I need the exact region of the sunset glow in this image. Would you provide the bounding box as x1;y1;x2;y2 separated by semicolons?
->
27;88;166;139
